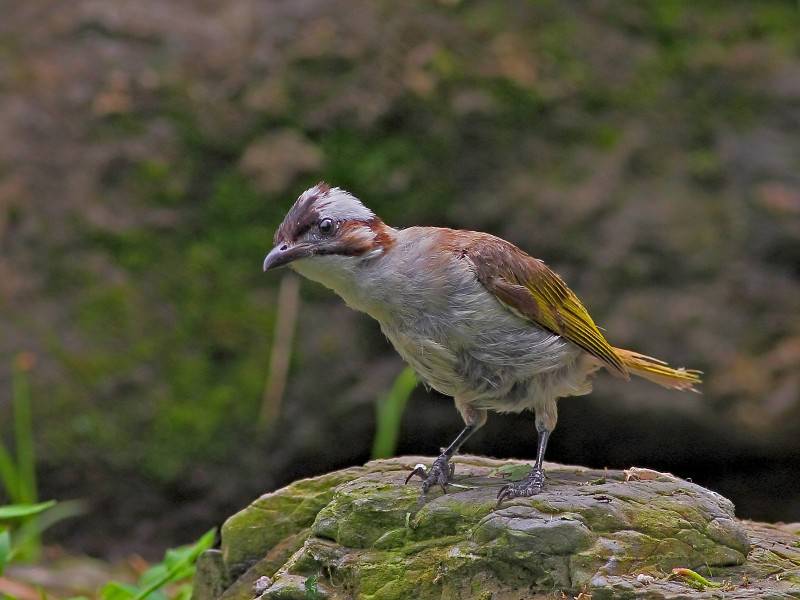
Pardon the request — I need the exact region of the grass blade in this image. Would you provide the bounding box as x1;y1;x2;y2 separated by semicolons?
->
132;528;216;600
0;501;55;521
372;367;417;459
0;441;19;503
12;353;37;505
0;527;10;575
11;500;84;559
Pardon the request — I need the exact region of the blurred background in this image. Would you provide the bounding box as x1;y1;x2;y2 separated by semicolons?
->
1;0;800;589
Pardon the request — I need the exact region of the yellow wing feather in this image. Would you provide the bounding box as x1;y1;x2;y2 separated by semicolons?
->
462;233;629;377
514;265;629;377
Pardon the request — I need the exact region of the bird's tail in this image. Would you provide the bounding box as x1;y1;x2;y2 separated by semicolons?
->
613;347;702;392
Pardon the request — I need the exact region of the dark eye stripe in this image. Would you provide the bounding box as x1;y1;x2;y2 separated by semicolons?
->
276;196;321;242
294;223;313;238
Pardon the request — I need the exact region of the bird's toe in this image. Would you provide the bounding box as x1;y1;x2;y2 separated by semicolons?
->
406;454;453;496
495;468;545;506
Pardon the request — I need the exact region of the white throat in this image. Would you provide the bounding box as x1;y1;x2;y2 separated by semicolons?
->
290;250;387;317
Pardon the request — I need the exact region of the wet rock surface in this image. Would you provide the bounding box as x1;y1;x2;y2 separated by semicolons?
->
195;456;800;600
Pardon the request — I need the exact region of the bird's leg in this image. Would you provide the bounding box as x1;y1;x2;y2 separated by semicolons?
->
405;425;476;494
405;403;486;495
496;427;550;504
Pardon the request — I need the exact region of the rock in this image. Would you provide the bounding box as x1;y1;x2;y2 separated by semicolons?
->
194;549;229;600
194;456;800;600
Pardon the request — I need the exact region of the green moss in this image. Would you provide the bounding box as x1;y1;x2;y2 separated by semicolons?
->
310;479;419;548
372;528;408;550
572;502;631;533
194;550;228;600
347;547;449;600
222;469;362;572
397;535;464;557
618;493;700;539
410;495;495;539
358;566;422;599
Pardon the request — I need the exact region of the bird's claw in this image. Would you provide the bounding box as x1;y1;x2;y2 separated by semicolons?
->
496;467;545;506
404;453;455;495
404;464;428;484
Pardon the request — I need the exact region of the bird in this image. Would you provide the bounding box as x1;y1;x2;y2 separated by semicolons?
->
262;183;701;503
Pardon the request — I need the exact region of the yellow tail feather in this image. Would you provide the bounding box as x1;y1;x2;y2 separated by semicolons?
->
613;347;702;392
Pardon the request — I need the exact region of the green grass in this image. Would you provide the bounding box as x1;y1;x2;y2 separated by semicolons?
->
0;353;40;560
372;367;417;459
0;355;84;563
0;500;56;575
100;528;216;600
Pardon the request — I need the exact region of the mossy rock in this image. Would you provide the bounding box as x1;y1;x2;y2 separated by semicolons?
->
195;456;800;600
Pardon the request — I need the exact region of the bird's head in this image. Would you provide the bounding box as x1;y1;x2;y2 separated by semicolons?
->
263;183;393;273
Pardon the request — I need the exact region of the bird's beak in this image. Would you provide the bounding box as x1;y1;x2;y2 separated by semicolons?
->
262;242;313;272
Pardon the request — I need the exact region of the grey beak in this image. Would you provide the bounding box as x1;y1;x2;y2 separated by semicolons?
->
262;242;312;272
263;244;289;272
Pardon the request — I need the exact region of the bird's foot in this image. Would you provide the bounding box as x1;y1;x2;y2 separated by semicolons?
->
404;452;455;495
496;467;545;505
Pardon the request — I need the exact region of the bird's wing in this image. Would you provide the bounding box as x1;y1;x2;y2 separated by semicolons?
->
459;233;628;378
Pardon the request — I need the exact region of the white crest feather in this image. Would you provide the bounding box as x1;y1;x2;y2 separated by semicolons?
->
301;184;374;222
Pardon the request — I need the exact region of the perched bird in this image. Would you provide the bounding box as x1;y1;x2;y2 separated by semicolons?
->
263;183;701;503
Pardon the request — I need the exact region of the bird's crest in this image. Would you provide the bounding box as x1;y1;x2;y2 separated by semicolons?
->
275;182;375;244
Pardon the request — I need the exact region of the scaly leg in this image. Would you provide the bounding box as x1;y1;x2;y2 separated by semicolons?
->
406;400;486;495
497;400;557;504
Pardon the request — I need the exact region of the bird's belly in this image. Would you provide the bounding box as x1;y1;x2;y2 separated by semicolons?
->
382;328;464;398
379;313;586;411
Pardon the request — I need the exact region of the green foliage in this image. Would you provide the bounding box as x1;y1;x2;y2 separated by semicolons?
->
372;367;417;460
0;527;9;575
304;573;321;600
0;356;35;504
0;355;42;561
0;501;56;520
0;360;84;568
100;528;216;600
45;165;279;481
0;500;55;575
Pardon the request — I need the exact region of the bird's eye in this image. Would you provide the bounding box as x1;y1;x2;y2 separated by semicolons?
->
318;218;334;235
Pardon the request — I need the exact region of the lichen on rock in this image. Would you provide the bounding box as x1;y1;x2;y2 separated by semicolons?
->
195;456;800;600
